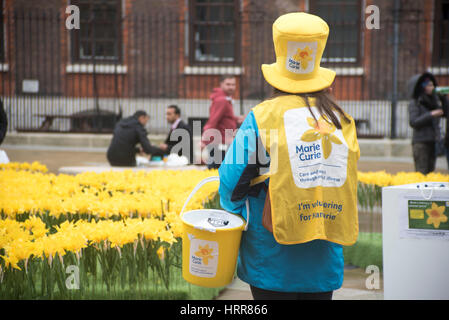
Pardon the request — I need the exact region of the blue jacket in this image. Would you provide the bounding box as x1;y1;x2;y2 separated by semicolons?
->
218;110;344;293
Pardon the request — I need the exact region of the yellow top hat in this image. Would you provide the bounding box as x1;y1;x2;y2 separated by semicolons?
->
262;12;336;94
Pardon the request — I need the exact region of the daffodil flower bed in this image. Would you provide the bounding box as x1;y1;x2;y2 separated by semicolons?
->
1;162;448;299
357;170;448;215
0;162;221;299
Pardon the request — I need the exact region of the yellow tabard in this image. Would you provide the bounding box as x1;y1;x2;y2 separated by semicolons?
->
252;95;360;245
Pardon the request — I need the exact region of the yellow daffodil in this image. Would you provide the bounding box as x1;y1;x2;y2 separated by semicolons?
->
301;116;342;159
157;246;165;260
0;253;21;270
425;202;448;229
293;46;314;70
195;244;214;265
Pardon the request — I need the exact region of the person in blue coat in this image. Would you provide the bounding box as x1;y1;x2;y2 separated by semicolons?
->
218;111;344;300
218;12;351;300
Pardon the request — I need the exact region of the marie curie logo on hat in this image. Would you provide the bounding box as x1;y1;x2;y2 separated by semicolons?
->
286;41;317;74
261;12;336;93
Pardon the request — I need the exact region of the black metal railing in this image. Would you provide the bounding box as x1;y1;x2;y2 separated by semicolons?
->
0;5;447;138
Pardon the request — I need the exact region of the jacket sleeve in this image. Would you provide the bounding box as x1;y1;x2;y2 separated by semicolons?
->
409;100;433;129
218;111;268;215
202;99;228;142
136;125;164;156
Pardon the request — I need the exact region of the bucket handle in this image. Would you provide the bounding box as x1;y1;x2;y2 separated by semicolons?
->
180;176;250;231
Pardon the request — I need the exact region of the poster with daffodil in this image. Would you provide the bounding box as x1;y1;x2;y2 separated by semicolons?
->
408;200;449;230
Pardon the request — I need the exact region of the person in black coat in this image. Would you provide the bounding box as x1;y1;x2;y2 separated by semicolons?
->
159;105;193;163
107;110;164;167
0;99;7;146
408;72;445;174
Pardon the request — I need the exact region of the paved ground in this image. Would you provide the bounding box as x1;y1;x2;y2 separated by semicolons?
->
3;146;448;175
2;146;448;300
216;266;384;300
2;147;109;173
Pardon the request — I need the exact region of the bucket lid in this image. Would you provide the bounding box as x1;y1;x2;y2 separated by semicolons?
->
182;209;245;233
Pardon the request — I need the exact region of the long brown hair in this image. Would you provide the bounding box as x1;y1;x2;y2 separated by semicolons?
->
271;88;350;130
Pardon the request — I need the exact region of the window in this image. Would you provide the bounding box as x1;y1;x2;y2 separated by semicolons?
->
310;0;361;64
71;0;122;63
434;0;449;66
189;0;240;65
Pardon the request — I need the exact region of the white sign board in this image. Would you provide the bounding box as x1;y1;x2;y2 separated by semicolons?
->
22;79;39;93
399;196;449;241
382;182;449;300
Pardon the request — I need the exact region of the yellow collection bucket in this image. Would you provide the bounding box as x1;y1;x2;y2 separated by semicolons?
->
180;176;249;288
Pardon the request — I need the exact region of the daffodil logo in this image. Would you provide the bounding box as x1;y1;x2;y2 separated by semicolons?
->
293;46;313;70
286;41;317;74
425;202;448;229
301;116;342;159
195;244;214;265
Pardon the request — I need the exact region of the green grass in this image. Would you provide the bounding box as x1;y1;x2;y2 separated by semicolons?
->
343;232;383;271
0;260;223;300
30;286;222;300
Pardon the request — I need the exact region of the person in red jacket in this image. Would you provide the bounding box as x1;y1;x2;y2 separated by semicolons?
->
201;75;243;169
